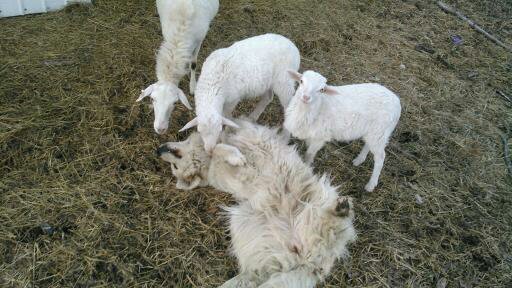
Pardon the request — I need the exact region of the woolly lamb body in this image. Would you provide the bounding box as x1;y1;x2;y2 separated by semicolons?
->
285;70;401;192
157;119;356;287
180;33;301;153
137;0;219;134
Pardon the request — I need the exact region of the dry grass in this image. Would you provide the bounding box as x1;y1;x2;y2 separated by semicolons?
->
1;0;511;287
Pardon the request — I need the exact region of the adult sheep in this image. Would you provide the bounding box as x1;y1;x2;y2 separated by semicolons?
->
157;119;356;287
137;0;219;134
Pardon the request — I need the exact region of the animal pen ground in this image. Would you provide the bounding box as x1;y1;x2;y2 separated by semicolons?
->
0;0;511;287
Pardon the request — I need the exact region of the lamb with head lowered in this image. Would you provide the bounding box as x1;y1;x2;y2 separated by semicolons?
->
179;33;300;153
157;119;356;287
136;0;219;134
284;70;401;192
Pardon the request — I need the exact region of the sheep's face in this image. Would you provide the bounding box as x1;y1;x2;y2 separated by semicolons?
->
156;133;209;190
136;82;192;135
288;70;338;104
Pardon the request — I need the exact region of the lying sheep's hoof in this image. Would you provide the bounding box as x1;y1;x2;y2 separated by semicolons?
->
335;197;351;217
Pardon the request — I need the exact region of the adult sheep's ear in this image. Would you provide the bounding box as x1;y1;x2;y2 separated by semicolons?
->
287;70;302;82
177;89;192;110
137;84;154;102
222;117;240;129
179;117;198;132
324;85;339;96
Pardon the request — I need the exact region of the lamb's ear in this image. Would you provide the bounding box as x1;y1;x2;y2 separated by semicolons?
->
179;117;198;132
177;89;192;110
222;117;240;129
137;84;154;102
324;85;339;96
287;70;302;82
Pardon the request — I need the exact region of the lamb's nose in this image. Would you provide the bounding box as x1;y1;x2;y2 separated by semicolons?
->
156;145;169;156
302;96;310;102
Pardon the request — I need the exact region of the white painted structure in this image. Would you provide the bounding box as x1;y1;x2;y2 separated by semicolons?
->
0;0;91;18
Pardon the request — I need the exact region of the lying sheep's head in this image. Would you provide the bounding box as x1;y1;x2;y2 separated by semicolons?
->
137;82;192;135
156;133;210;190
287;70;339;104
180;115;239;154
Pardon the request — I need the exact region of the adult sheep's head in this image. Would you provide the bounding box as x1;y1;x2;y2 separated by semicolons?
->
179;115;239;154
156;133;210;190
136;82;192;134
287;70;339;104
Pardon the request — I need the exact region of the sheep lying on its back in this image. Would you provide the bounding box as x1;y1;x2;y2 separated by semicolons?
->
285;70;401;192
179;33;301;153
157;119;356;287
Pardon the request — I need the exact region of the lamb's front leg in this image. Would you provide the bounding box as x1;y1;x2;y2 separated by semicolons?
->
223;101;239;119
213;144;246;166
189;40;203;95
249;90;273;121
305;139;325;165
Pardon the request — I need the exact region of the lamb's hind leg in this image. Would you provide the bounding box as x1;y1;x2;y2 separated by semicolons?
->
365;145;386;192
249;90;273;121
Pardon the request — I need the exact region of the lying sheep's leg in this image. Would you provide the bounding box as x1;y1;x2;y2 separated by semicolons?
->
335;196;352;217
249;90;273;121
213;144;246;166
352;143;370;166
219;273;257;288
305;139;325;165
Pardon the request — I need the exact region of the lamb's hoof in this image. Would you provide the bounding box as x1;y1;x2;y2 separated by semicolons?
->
335;197;351;217
352;158;364;166
364;182;376;192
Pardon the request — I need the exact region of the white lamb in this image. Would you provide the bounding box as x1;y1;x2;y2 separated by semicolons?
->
157;119;356;287
284;70;401;192
136;0;219;134
179;33;300;153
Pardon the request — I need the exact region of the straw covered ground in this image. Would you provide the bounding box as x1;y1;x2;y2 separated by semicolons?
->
1;0;511;287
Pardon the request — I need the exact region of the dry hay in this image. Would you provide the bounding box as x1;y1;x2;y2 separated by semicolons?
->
1;0;511;287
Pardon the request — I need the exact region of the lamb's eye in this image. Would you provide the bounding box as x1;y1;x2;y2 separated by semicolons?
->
320;87;326;93
299;79;303;84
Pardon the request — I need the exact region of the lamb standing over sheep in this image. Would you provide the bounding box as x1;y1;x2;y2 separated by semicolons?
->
179;33;300;153
137;0;219;134
284;70;401;192
157;119;356;287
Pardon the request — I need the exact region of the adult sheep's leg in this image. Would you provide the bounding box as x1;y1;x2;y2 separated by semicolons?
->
219;273;257;288
189;40;203;95
213;144;246;166
249;90;273;121
305;139;325;165
352;143;370;166
258;268;317;288
365;146;385;192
